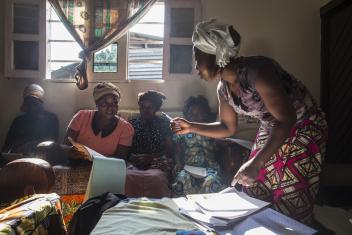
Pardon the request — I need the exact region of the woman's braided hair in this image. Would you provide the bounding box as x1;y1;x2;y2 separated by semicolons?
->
183;95;216;122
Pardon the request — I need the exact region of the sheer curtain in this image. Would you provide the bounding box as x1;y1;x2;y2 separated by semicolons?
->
49;0;157;89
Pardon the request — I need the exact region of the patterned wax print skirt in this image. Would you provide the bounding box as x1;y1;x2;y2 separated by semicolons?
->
243;113;327;224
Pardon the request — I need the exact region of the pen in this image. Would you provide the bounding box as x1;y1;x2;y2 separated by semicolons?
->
161;112;182;131
161;112;173;121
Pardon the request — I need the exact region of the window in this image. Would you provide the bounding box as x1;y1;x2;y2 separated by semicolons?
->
4;0;201;81
90;0;201;81
47;4;126;80
47;6;82;80
128;1;164;80
93;43;118;73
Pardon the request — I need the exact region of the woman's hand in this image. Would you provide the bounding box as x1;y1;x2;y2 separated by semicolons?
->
231;157;263;187
69;145;92;161
170;118;192;134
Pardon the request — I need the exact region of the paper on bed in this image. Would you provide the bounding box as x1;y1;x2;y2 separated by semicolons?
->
188;191;268;212
219;186;238;194
173;197;231;227
220;208;317;235
85;154;126;201
179;209;230;227
184;190;270;221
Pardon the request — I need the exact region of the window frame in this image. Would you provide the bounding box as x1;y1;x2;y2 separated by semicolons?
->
127;0;165;82
162;0;201;81
4;0;202;82
46;5;83;80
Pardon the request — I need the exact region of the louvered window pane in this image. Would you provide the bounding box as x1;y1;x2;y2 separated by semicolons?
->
169;44;192;73
170;8;194;37
14;3;39;34
14;40;39;70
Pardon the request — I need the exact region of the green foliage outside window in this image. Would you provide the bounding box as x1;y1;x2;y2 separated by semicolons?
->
93;43;118;72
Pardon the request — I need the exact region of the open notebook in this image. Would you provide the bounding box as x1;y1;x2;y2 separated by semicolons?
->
68;138;126;201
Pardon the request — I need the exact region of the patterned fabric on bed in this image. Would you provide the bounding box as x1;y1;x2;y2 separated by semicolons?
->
0;193;67;235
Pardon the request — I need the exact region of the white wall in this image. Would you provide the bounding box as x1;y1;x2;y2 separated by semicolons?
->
0;0;331;146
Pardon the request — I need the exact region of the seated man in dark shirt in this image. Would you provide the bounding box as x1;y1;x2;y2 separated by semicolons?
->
2;84;59;155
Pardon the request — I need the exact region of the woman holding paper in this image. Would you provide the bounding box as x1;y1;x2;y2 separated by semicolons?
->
171;19;327;223
172;96;223;196
65;82;134;159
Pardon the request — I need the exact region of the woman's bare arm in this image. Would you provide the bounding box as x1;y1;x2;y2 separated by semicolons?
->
251;68;297;167
172;95;238;138
232;66;297;186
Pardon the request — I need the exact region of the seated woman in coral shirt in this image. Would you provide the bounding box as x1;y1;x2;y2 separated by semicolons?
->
65;82;134;159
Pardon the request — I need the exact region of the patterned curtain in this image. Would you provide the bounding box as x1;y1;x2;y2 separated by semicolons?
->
49;0;157;89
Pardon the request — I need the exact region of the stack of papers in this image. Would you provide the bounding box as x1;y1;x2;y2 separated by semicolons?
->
177;187;270;227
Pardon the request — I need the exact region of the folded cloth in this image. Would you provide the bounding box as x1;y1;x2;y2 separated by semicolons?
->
91;198;198;235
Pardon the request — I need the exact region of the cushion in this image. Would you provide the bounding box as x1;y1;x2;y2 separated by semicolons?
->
0;158;55;203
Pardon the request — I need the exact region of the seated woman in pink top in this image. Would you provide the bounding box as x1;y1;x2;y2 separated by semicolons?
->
65;82;134;159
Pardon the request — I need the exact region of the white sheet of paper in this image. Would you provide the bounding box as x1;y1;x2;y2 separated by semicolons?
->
179;209;230;227
218;208;316;235
85;155;126;200
184;165;207;178
173;198;230;227
219;186;238;194
84;145;104;159
188;192;268;212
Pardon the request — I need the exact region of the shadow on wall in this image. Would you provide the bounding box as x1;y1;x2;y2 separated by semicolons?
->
178;80;210;108
243;37;274;56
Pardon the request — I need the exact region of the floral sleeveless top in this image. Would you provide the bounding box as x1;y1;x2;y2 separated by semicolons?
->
217;56;322;130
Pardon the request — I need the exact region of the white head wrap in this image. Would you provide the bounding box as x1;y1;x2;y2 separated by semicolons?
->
192;19;240;68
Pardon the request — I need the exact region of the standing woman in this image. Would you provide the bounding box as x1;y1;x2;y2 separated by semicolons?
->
171;19;327;223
